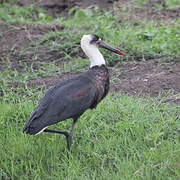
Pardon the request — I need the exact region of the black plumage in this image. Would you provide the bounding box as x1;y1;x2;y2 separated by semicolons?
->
23;65;109;149
23;34;125;150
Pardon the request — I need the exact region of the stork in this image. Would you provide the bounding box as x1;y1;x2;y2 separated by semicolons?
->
23;34;125;150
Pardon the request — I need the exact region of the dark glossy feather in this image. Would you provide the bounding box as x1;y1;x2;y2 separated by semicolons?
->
23;65;109;135
24;73;95;134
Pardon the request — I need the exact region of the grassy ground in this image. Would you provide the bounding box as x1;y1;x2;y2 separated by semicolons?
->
0;93;179;179
0;0;180;179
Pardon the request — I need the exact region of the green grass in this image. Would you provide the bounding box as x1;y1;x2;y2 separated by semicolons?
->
0;1;180;179
0;93;179;179
0;68;180;179
0;66;179;179
166;0;180;8
0;3;52;24
57;9;180;63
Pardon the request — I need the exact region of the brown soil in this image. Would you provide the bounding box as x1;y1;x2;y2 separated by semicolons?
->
0;0;180;104
0;23;63;71
128;6;180;21
4;0;180;20
15;0;180;20
16;0;115;17
0;24;62;50
111;61;180;96
115;0;180;21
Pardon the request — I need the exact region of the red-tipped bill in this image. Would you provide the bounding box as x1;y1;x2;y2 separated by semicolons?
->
98;40;126;56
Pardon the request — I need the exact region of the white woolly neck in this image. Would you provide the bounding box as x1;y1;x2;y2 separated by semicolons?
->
81;35;106;68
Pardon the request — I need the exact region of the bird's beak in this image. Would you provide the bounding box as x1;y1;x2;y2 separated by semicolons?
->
97;40;126;56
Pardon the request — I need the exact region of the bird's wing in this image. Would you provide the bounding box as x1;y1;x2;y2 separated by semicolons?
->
24;74;97;134
27;78;76;121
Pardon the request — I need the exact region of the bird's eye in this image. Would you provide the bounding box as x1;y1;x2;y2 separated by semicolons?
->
93;34;99;40
90;39;98;44
90;34;100;44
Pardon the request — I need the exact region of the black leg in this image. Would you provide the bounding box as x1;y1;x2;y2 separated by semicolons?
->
44;129;69;138
44;129;71;149
43;118;78;150
66;134;72;151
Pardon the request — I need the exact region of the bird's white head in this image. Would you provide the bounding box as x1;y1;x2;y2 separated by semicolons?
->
81;34;126;68
81;34;105;67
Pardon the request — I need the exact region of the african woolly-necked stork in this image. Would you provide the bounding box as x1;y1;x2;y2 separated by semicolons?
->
23;34;125;150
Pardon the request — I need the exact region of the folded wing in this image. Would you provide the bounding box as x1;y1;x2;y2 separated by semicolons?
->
23;73;97;135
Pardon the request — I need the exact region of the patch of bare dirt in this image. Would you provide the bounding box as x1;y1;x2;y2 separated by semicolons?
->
111;61;180;97
3;0;180;20
16;0;115;17
131;6;180;21
0;23;63;71
0;24;61;50
115;0;180;21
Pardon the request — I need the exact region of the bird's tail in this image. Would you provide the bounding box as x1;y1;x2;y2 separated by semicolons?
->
23;124;46;135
